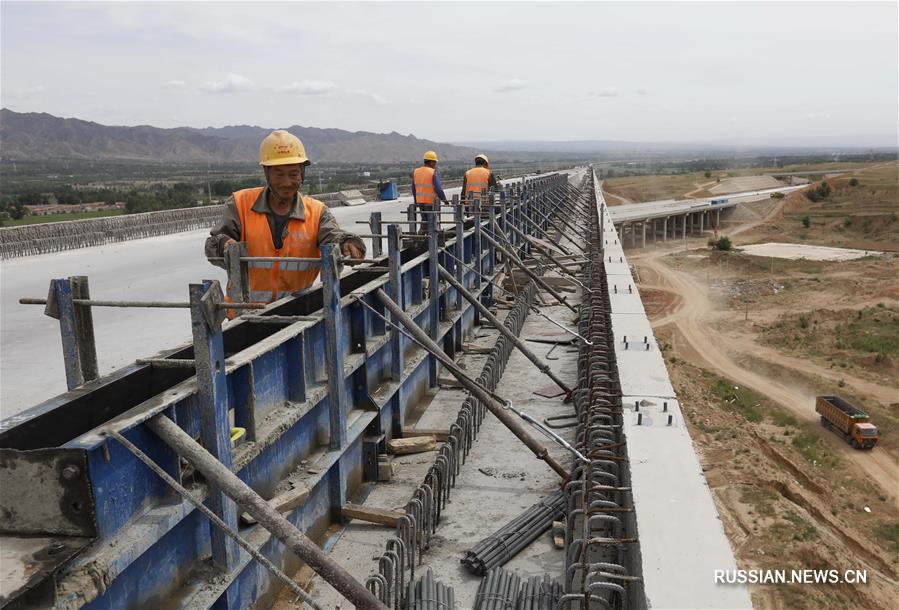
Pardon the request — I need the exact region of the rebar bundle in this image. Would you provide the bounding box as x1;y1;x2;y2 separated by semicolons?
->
473;567;521;610
516;574;562;610
473;568;562;610
461;490;566;575
404;568;454;610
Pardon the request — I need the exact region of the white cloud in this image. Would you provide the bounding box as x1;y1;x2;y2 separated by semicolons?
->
636;88;649;96
199;73;256;93
803;112;831;120
278;80;338;96
494;79;528;92
348;89;389;104
595;87;619;98
164;80;186;89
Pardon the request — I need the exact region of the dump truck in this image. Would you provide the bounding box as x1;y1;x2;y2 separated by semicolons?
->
815;395;879;449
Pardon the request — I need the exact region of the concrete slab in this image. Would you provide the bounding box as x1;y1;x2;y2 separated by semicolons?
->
621;394;751;609
602;261;631;277
740;242;883;261
608;291;646;315
597;192;751;609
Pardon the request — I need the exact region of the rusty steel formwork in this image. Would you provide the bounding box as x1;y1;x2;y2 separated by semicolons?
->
0;174;576;610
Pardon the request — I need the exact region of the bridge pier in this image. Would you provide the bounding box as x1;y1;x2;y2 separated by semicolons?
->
641;221;646;247
663;216;668;242
699;211;704;235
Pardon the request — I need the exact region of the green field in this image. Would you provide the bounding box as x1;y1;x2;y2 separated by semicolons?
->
2;210;125;226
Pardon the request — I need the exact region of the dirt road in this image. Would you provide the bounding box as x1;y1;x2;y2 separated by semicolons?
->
634;248;899;504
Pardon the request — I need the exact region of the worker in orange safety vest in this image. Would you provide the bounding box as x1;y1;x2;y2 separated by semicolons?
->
461;153;499;210
205;130;365;303
411;149;449;215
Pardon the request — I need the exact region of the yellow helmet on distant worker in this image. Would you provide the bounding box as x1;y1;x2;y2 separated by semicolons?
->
423;150;439;162
475;154;489;167
259;130;311;167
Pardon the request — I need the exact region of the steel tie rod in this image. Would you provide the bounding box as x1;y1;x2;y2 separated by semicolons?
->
502;221;594;294
19;298;263;310
105;429;324;610
481;228;578;313
370;288;570;481
439;249;592;346
436;264;573;399
142;414;387;609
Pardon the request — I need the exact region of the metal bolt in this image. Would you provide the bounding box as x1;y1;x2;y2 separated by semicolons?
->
61;465;80;480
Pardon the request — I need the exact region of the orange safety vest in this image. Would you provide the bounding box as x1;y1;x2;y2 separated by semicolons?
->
464;166;491;200
413;166;437;205
233;187;324;303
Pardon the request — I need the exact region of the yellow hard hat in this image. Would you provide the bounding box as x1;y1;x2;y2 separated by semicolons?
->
423;150;439;162
259;130;310;167
475;154;489;166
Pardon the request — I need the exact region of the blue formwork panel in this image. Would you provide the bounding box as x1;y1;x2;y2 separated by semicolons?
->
0;174;569;609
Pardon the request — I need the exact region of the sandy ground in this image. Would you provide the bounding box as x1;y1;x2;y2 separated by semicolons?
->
739;242;884;261
634;249;898;501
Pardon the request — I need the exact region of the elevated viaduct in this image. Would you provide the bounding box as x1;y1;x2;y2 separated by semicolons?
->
1;168;751;609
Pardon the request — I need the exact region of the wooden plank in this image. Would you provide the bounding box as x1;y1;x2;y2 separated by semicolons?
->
342;503;405;527
463;342;494;354
240;482;310;525
386;435;436;455
406;427;451;441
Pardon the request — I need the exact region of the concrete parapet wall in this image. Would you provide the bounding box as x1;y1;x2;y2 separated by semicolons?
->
0;205;224;259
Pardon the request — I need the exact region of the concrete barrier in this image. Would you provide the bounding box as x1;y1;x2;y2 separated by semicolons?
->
0;205;224;259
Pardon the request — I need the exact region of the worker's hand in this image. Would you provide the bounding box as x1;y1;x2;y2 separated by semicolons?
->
341;241;365;264
223;238;238;252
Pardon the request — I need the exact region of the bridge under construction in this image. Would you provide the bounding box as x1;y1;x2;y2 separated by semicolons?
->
0;169;751;609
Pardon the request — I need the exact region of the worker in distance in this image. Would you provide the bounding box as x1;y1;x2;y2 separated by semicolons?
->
461;153;499;207
412;150;450;216
205;130;366;303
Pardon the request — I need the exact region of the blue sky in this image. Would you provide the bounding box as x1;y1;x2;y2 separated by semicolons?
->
2;1;896;146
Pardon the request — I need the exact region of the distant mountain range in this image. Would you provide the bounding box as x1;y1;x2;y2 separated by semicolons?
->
0;109;480;163
2;109;894;164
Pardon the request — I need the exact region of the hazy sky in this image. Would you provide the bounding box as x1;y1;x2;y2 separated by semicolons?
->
2;1;897;145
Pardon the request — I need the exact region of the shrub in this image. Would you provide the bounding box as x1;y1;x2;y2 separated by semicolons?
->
801;215;811;228
843;217;853;228
804;181;832;203
704;170;712;178
711;236;733;251
849;177;859;187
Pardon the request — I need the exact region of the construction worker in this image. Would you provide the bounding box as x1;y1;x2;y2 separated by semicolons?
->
411;151;449;223
461;154;499;207
205;130;365;303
